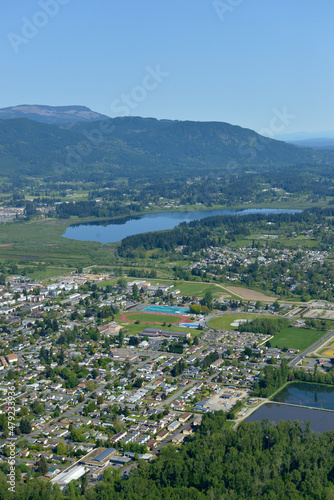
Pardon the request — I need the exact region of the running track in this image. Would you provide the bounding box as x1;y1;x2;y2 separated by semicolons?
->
119;312;190;324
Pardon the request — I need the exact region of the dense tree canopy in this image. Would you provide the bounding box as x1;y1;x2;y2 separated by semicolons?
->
4;411;334;499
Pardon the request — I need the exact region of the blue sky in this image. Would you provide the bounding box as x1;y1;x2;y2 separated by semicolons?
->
1;0;334;135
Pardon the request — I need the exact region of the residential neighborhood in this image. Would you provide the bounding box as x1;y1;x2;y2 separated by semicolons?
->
0;268;332;489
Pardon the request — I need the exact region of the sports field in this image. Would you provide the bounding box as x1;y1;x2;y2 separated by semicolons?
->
172;282;227;298
272;327;325;351
208;314;268;331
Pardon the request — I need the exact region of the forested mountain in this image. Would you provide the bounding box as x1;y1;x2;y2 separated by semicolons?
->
0;115;333;180
0;105;109;125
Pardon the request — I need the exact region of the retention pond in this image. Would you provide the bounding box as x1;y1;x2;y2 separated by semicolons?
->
246;383;334;433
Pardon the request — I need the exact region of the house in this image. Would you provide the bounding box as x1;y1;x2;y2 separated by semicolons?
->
179;412;192;424
172;433;185;445
210;358;224;369
146;439;157;450
156;429;169;442
6;354;18;364
168;421;180;432
0;357;8;368
110;431;127;443
194;398;211;411
110;349;137;362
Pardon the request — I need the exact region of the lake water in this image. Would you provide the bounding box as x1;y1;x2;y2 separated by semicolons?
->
246;403;334;433
273;382;334;410
62;208;301;244
246;383;334;433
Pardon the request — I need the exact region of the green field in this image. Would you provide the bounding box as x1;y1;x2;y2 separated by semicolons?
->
272;327;325;351
208;315;326;350
117;323;150;336
171;282;228;299
118;321;193;336
208;313;270;331
0;218;103;271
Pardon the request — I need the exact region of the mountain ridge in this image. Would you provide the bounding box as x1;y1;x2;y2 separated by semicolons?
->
0;104;109;125
0;115;332;180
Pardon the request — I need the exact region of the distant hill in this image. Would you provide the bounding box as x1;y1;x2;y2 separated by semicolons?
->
0;115;332;180
0;105;109;125
287;138;334;150
276;130;334;141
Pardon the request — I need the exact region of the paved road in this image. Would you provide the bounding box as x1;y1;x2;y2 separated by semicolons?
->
155;417;196;453
155;380;197;412
289;329;334;367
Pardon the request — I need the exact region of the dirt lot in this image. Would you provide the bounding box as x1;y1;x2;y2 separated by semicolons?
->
303;309;323;318
322;311;334;320
225;286;276;302
207;388;249;412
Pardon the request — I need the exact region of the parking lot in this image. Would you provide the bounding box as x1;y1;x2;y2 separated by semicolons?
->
207;388;249;412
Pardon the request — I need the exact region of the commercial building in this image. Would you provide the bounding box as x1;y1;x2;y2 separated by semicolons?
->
51;465;87;490
140;328;191;340
81;447;117;469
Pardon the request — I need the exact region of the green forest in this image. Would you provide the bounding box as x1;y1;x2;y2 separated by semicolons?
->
1;116;333;179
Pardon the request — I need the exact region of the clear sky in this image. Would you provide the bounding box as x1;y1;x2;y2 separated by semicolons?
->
1;0;334;135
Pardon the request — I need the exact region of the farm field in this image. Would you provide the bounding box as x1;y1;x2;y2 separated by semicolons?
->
272;327;325;351
319;337;334;357
224;286;277;302
321;345;334;357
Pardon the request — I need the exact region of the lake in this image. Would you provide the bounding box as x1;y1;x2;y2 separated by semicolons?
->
62;208;301;244
246;382;334;433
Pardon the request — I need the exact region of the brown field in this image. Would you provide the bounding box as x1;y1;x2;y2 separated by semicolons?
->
322;311;334;320
225;286;276;302
0;244;13;248
321;348;334;358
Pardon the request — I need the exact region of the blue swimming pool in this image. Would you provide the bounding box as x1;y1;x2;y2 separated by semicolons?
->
142;305;189;314
179;323;199;328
